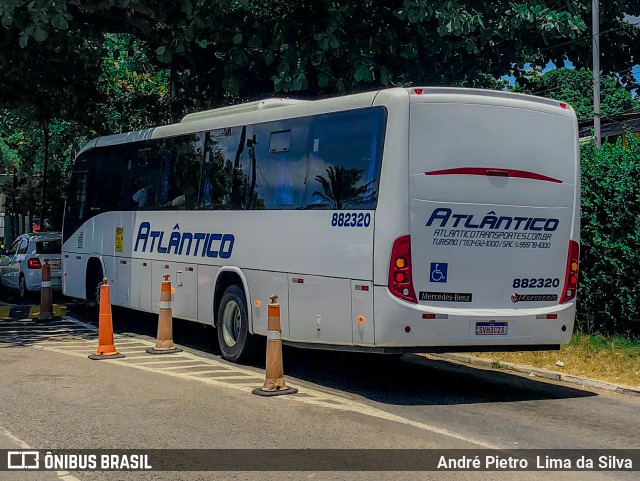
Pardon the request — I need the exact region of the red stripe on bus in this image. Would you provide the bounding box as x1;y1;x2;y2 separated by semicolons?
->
424;167;562;183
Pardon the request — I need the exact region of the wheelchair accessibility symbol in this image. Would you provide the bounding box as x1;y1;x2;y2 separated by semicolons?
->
430;263;448;283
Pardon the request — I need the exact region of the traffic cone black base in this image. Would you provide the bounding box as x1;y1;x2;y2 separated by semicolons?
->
88;353;125;360
145;346;183;355
251;386;298;397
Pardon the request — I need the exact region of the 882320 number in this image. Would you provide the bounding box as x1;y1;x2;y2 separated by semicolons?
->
513;277;560;289
331;212;371;227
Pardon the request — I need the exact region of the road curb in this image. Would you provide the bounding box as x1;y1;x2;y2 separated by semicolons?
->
428;353;640;397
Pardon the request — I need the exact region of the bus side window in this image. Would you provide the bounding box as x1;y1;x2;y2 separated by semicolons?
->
129;140;163;211
201;127;251;210
251;121;308;210
92;144;130;214
305;107;385;210
164;134;204;210
63;163;88;243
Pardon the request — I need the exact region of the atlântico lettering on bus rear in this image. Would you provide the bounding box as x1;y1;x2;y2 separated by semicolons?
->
426;208;559;232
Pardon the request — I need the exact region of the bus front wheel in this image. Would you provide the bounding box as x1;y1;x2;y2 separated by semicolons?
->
216;285;257;363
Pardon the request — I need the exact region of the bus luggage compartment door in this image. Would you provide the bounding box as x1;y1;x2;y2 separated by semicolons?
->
116;258;131;308
152;261;198;320
288;274;352;345
131;259;152;311
351;280;374;346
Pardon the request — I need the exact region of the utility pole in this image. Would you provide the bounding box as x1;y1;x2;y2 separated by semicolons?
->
593;0;601;148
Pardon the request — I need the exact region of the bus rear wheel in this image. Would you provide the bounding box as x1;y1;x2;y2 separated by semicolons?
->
87;264;104;321
216;285;257;363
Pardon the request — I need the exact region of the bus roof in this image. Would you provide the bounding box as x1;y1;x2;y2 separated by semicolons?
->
76;87;571;157
180;98;309;123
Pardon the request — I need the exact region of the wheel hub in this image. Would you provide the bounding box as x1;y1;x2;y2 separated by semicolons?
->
222;300;241;347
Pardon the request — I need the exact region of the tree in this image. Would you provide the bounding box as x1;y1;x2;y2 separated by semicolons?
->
513;68;639;120
579;134;640;336
0;138;20;173
1;1;639;108
93;34;170;134
313;166;373;209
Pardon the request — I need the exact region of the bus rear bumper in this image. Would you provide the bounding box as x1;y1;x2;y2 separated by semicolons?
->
373;287;575;348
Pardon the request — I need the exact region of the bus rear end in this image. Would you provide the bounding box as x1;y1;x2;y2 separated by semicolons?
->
377;88;579;351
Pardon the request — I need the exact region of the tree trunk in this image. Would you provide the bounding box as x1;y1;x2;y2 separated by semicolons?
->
40;118;50;229
170;63;177;124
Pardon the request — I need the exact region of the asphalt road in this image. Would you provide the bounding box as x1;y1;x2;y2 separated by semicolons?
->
0;300;638;481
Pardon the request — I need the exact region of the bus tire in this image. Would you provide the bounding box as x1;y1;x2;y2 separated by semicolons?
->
216;284;256;363
87;263;103;320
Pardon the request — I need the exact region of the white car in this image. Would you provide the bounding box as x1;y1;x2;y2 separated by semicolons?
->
0;232;62;299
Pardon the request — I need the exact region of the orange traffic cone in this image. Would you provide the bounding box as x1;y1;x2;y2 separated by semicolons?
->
37;260;54;321
252;295;297;396
88;278;125;360
146;274;182;355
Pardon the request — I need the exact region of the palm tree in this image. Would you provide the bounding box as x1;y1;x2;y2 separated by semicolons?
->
312;166;375;209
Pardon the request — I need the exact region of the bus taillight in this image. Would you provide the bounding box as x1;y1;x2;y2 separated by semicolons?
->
560;240;580;304
388;235;417;303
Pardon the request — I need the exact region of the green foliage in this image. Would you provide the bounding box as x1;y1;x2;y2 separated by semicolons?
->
94;34;170;134
0;109;82;227
0;137;20;171
578;135;640;337
513;68;638;120
1;1;638;104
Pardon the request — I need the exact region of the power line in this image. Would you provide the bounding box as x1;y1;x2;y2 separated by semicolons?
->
598;104;640;128
513;65;640;99
539;17;640;53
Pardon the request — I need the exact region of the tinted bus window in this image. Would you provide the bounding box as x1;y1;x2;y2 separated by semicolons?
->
251;120;309;209
305;107;385;209
63;145;130;242
63;166;89;243
128;140;164;210
200;127;252;210
161;134;204;210
94;144;131;212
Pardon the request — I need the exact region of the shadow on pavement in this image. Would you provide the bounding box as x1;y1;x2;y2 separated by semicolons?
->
0;317;96;348
61;304;599;407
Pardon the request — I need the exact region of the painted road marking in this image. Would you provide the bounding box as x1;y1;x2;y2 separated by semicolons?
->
0;425;82;481
0;316;501;449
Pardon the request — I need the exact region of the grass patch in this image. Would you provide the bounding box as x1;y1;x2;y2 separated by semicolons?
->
476;333;640;387
491;360;506;369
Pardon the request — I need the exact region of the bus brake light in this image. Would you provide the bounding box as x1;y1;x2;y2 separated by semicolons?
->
388;235;417;303
560;240;579;304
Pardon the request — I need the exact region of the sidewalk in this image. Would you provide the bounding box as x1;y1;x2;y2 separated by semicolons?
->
428;353;640;397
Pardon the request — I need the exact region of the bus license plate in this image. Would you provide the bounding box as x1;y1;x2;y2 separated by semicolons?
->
475;322;508;335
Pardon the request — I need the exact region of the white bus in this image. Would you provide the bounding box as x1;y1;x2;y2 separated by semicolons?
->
62;87;580;362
